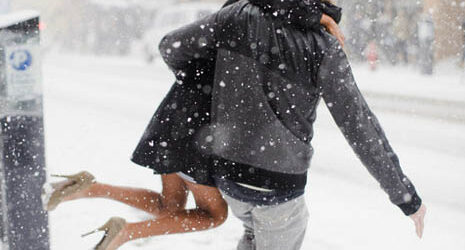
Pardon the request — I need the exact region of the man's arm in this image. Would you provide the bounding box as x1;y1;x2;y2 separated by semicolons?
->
158;14;218;73
316;41;422;216
250;0;322;30
249;0;342;27
247;0;344;45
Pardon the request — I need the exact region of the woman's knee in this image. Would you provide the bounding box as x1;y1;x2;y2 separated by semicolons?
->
162;196;187;213
160;174;188;213
186;181;229;227
210;199;228;227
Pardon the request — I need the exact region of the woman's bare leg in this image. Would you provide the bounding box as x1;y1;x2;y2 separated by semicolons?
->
57;173;188;217
107;180;228;249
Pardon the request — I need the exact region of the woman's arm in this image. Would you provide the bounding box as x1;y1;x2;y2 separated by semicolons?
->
321;13;345;47
320;0;342;23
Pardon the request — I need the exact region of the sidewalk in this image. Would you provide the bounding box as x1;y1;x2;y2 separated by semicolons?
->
353;64;465;122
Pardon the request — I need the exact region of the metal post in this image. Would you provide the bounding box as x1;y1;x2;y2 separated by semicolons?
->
0;10;50;250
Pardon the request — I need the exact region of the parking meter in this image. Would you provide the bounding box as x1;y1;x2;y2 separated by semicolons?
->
0;11;50;250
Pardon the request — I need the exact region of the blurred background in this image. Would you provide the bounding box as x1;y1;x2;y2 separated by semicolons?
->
10;0;465;73
4;1;465;250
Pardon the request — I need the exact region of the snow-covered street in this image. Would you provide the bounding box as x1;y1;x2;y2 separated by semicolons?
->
43;53;465;250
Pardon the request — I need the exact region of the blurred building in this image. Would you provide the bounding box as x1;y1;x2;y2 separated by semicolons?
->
11;0;169;55
10;0;465;61
180;0;465;62
184;0;465;62
424;0;465;60
338;0;465;64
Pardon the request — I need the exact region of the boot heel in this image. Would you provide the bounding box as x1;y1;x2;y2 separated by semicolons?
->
51;174;73;178
82;217;126;250
43;171;96;211
81;228;102;238
51;171;95;181
82;221;109;238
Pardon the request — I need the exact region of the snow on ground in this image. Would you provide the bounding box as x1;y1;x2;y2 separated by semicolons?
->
42;53;465;250
355;63;465;123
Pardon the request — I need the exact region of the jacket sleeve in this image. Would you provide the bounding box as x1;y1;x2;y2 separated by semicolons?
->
158;14;218;74
249;0;322;30
316;40;422;216
248;0;342;30
319;1;342;24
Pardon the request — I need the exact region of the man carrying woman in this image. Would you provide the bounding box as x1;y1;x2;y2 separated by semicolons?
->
44;1;425;249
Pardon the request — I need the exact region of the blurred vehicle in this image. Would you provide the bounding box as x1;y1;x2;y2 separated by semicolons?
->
141;2;221;63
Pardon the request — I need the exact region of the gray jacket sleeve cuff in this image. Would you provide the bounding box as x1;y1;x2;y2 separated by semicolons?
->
397;192;422;216
319;1;342;24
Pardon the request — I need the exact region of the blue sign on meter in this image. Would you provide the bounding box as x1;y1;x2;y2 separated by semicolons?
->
9;50;32;71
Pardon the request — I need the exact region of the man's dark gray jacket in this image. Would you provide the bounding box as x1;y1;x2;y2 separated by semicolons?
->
131;0;338;188
156;0;421;215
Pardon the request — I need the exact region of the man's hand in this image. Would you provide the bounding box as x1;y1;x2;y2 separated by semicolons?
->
410;204;427;238
320;14;345;47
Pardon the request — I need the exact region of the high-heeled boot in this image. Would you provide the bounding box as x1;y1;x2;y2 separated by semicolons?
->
82;217;127;250
42;171;96;211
